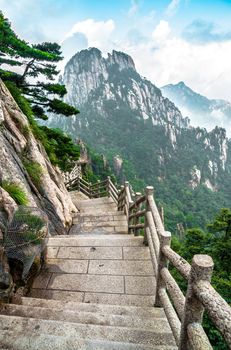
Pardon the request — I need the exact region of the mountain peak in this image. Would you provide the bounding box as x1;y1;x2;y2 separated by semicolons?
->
68;48;136;74
161;81;231;137
107;50;136;71
176;81;187;88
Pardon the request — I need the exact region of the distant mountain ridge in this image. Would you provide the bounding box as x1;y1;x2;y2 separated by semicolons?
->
161;82;231;137
48;48;231;231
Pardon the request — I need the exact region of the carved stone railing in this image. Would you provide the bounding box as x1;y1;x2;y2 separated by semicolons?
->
66;176;231;348
66;176;118;204
117;182;231;350
63;164;82;184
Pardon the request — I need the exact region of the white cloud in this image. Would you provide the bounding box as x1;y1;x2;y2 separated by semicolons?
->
128;0;139;17
166;0;181;17
152;20;171;42
118;21;231;102
63;19;115;51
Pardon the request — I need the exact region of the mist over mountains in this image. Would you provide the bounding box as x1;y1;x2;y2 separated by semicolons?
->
161;82;231;137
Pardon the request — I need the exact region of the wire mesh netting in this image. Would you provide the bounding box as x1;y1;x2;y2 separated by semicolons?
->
3;206;49;278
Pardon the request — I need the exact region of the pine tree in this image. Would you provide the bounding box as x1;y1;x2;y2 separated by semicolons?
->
0;11;79;119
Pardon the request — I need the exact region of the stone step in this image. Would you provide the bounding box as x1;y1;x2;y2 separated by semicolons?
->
1;304;169;331
56;234;133;238
79;214;126;222
0;315;176;347
79;209;119;215
73;211;125;218
0;332;177;350
39;258;153;276
79;220;128;228
77;202;117;209
47;235;144;247
19;297;165;318
29;290;156;307
78;202;117;208
69;226;128;235
77;197;115;205
32;272;156;295
73;218;127;226
69;190;89;200
78;227;128;234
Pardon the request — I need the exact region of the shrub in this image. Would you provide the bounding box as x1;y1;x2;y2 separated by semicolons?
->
2;181;28;205
39;126;80;172
14;208;45;244
23;161;43;187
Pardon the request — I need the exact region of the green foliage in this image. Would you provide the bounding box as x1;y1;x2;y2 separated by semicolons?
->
0;11;80;180
2;181;28;205
172;208;231;349
23;161;43;187
50;64;231;232
14;208;45;244
39;126;80;172
83;147;116;183
207;208;231;276
4;81;34;118
0;11;79;120
47;98;78;116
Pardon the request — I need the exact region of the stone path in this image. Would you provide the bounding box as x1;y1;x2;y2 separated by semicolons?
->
30;234;156;306
69;195;128;234
0;195;176;349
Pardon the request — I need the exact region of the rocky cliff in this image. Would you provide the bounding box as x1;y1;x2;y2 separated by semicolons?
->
0;79;77;234
56;48;189;147
48;48;231;231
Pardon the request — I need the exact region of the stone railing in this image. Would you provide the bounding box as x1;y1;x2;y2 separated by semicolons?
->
117;183;231;350
66;176;118;203
63;164;82;184
66;177;231;348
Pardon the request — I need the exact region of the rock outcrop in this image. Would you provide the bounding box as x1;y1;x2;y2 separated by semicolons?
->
56;48;188;146
0;79;77;235
48;48;230;192
47;48;231;230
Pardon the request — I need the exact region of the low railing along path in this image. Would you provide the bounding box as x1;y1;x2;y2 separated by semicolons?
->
67;175;231;350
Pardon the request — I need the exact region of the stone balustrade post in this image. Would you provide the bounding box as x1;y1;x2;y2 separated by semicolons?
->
179;254;214;350
160;206;164;225
124;181;130;219
144;186;154;245
118;185;124;211
155;231;171;307
134;192;142;236
97;180;100;198
107;176;111;197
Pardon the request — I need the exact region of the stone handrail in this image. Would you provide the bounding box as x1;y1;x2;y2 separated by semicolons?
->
116;182;231;350
67;177;231;348
66;176;118;204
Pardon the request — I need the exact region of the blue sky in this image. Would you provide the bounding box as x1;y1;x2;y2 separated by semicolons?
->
1;0;231;100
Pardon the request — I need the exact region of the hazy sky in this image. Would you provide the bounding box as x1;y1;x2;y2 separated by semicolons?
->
1;0;231;100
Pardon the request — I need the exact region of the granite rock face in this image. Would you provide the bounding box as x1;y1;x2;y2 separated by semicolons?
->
55;48;188;147
48;48;230;194
0;79;77;235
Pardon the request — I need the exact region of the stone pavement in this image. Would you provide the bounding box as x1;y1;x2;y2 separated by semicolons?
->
30;233;156;306
0;195;176;349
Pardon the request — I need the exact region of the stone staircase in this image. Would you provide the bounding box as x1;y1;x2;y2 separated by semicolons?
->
69;195;128;235
0;195;177;349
